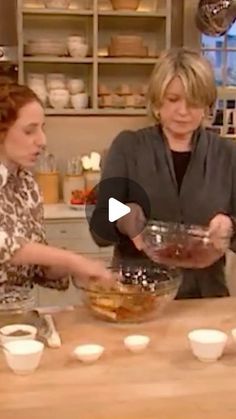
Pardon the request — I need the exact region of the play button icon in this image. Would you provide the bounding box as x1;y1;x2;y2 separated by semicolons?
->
108;198;131;222
85;176;150;244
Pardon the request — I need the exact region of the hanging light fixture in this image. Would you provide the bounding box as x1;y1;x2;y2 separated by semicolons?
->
195;0;236;36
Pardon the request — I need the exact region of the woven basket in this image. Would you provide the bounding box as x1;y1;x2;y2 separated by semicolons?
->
110;0;140;10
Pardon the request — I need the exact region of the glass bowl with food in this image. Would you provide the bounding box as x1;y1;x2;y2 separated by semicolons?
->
0;284;35;327
142;221;230;269
75;263;182;323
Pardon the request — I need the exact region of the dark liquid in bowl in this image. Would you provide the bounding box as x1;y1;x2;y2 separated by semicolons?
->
5;330;31;337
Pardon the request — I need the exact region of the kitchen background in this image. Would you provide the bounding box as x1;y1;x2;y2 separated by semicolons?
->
1;0;236;301
0;0;183;162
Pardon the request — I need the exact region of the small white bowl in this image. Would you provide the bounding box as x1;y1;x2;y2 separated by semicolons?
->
71;92;88;109
68;43;89;58
0;324;37;345
73;344;104;363
67;78;84;95
231;328;236;343
188;328;228;362
124;335;150;353
49;88;69;109
3;339;44;375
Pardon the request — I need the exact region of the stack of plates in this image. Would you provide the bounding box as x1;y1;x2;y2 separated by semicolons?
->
24;39;66;56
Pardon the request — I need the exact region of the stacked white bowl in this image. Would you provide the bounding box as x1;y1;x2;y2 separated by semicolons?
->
67;77;88;109
27;73;47;106
27;72;89;110
67;35;89;58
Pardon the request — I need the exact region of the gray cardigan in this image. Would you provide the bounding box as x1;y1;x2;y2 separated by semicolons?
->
91;125;236;298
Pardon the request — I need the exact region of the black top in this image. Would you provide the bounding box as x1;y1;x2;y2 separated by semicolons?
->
171;150;191;192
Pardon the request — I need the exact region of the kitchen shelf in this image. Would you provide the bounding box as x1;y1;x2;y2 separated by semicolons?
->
45;107;147;115
98;11;167;17
98;57;158;64
23;56;93;63
45;108;95;115
22;8;93;15
17;0;184;115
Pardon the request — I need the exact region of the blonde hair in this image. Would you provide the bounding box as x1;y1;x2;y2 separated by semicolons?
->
147;48;217;122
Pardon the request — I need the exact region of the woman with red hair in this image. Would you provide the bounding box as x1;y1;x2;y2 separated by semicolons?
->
0;82;109;291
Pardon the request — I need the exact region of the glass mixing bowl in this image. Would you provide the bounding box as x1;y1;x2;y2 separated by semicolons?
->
0;285;35;327
76;264;182;323
142;221;230;269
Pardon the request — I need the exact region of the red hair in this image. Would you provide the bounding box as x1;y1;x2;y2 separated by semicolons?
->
0;82;42;137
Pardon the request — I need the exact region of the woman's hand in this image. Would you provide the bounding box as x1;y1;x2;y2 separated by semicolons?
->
71;255;114;289
209;214;233;240
207;213;233;259
70;255;111;280
116;203;146;250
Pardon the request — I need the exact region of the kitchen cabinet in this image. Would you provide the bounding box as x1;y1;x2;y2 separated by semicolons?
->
17;0;183;115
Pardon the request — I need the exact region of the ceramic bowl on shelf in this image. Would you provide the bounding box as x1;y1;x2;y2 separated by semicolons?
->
67;35;86;46
43;0;70;8
142;221;230;269
67;78;85;94
49;88;70;109
110;0;140;11
27;73;45;86
74;264;182;323
188;329;228;362
47;78;66;91
25;39;66;57
71;92;88;109
46;73;66;90
68;43;89;58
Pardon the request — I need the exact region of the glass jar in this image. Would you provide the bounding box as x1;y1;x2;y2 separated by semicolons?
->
84;170;101;192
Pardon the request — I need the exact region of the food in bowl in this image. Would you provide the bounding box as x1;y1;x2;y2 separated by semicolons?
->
0;324;37;344
142;221;230;268
76;264;182;323
6;330;31;337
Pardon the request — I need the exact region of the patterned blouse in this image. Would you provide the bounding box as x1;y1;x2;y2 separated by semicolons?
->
0;163;69;290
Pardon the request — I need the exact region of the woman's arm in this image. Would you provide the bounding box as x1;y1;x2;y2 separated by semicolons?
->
10;241;110;279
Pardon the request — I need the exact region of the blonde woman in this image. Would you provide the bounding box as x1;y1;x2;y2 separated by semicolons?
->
91;48;236;299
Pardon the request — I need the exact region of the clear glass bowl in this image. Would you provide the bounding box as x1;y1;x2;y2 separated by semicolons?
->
142;221;230;269
0;285;35;327
77;264;182;323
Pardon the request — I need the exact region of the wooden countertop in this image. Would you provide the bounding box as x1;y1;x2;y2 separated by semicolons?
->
1;297;236;419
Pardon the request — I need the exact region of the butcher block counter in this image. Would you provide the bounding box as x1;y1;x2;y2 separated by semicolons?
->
1;297;236;419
